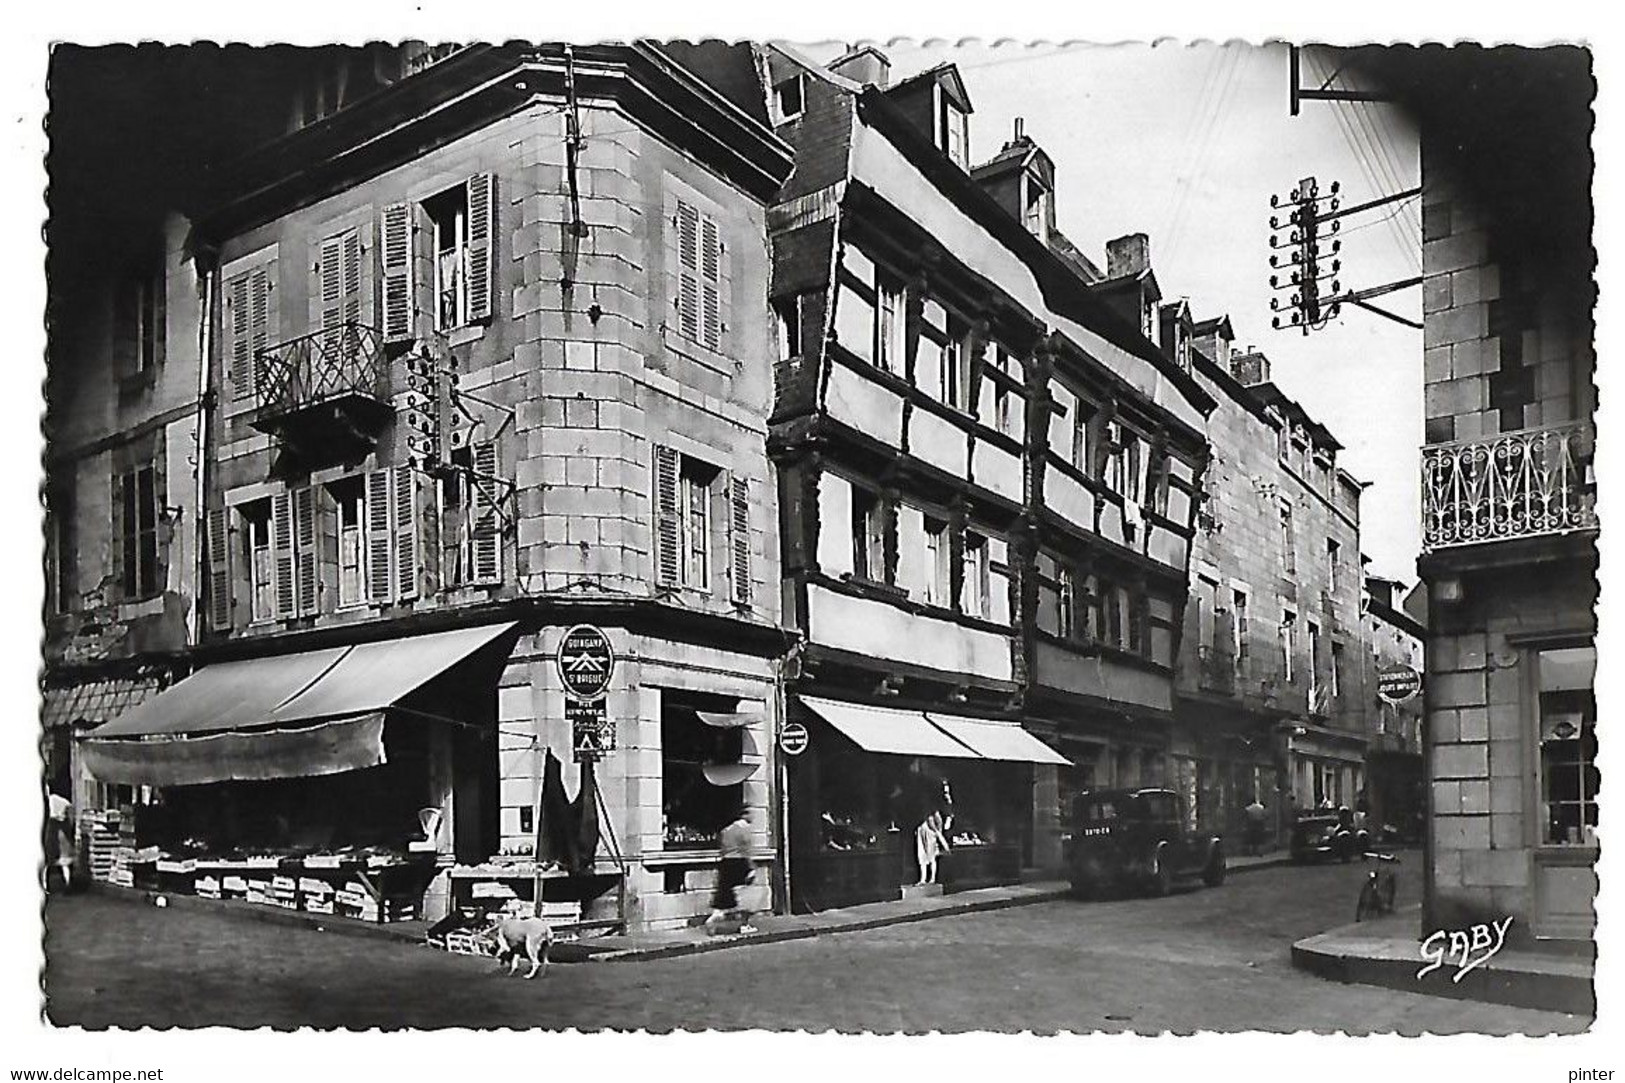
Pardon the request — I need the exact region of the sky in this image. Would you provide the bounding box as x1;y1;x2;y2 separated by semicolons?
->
826;41;1425;583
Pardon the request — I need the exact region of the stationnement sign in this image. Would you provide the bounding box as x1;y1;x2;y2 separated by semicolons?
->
557;624;615;701
1377;665;1423;704
779;721;810;757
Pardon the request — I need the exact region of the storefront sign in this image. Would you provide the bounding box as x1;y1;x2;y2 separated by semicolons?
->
779;721;810;757
1377;665;1423;704
567;698;613;761
557;625;615;701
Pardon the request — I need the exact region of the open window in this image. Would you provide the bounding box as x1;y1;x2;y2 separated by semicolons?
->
770;73;805;125
380;174;493;343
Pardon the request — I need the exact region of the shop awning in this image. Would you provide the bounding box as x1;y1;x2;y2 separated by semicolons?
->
82;623;518;786
925;714;1072;766
800;696;980;759
41;675;165;731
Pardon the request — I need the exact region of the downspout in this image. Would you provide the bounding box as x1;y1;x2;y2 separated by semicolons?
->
188;257;217;650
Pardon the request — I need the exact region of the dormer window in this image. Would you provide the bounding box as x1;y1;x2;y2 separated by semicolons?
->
1023;177;1050;240
771;74;805;125
938;96;969;170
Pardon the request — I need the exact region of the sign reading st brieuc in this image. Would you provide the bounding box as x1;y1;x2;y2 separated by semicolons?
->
1377;665;1423;704
557;624;615;702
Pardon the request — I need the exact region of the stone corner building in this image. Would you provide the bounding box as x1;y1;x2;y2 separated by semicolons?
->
45;43;796;932
1361;46;1597;947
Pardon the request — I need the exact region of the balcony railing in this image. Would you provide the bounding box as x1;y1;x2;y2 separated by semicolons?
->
1422;421;1597;552
254;323;387;420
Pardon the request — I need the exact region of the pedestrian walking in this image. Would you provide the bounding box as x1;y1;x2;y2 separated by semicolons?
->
45;789;76;893
1243;794;1268;856
704;806;757;935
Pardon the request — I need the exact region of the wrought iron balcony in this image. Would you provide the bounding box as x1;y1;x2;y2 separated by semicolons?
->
1421;421;1597;552
251;323;393;458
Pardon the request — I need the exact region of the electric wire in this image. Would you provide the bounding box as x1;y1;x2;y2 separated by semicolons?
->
1163;45;1247;271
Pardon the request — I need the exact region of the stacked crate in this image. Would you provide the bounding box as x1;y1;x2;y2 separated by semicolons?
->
82;811;121;884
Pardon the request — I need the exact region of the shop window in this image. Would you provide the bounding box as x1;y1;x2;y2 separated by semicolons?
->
113;461;162;602
923;518;951;607
875;275;906;375
661;692;748;850
1539;645;1597;846
851;487;887;584
961;530;991;619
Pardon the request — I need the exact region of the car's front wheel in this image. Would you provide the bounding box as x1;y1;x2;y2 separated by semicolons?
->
1149;852;1173;897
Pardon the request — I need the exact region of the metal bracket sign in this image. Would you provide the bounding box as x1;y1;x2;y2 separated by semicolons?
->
557;624;615;702
568;698;613;762
1377;665;1423;704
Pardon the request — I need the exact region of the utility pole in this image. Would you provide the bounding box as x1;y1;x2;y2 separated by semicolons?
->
1268;176;1342;335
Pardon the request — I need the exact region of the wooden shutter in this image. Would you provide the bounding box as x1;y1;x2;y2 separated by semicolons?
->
469;442;502;585
271;491;296;619
380;203;415;343
318;233;344;347
465;173;494;322
729;475;752;606
227;274;253;401
675;201;701;342
700;214;721;351
652;445;681;587
365;469;394;602
110;472;127;600
293;486;320;616
206;507;233;631
112;277;139;379
393;463;419;600
249;267;272;399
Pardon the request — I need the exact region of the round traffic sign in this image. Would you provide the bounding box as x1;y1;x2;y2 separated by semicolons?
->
557;624;615;701
1377;665;1422;704
779;721;810;757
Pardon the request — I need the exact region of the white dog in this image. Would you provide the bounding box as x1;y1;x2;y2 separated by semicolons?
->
487;914;555;979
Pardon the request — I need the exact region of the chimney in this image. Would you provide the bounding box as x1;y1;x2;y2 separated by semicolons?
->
1193;317;1234;371
1013;116;1025;142
1230;348;1271;387
830;45;890;88
1106;233;1150;280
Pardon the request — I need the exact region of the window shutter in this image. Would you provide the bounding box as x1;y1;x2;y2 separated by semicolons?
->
318;233;344;354
112;278;139;379
365;469;394;602
250;267;272;398
380;203;415;342
293;486;320;616
700;214;721;351
465;173;495;322
271;491;296;619
675;201;701;342
110;472;127;600
227;275;252;402
470;441;502;585
206;507;233;631
393;463;419;600
652;445;681;587
150;268;167;370
729;475;752;606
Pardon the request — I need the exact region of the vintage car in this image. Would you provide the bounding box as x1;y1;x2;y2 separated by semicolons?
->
1065;788;1226;900
1289;808;1369;863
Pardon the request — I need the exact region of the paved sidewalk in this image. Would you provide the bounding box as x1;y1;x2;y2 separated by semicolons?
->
578;846;1295;963
1291;905;1596;1016
83;847;1295;965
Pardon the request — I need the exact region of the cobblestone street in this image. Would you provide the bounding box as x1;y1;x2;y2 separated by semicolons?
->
43;859;1584;1033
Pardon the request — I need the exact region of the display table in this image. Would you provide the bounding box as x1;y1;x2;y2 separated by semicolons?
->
151;853;437;924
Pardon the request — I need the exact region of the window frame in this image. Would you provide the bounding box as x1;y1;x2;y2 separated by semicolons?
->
116;463;162;602
875;274;906;375
1533;643;1598;848
960;529;992;619
1280;608;1297;684
241;500;276;624
425;185;471;332
770;73;805;125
